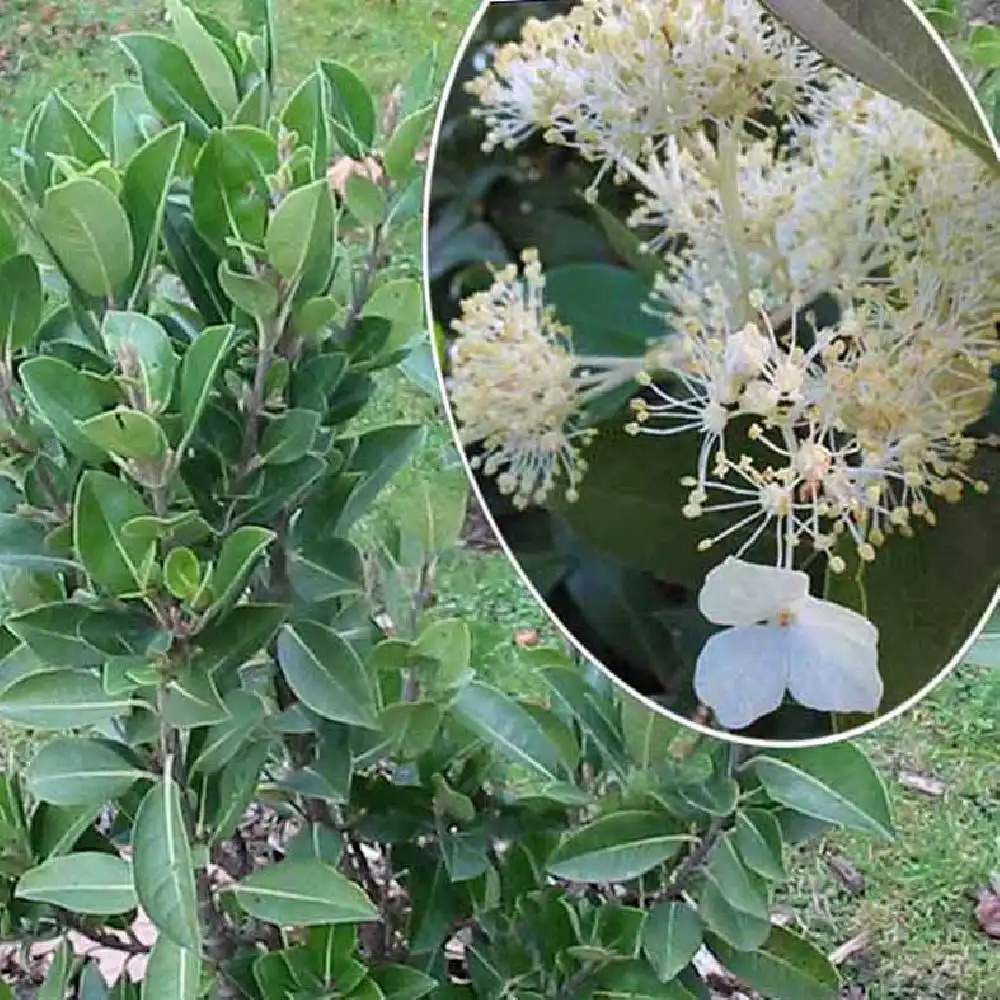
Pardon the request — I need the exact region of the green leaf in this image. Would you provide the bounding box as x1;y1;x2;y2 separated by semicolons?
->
121;124;185;308
277;621;379;729
748;744;893;840
89;84;158;167
696;834;772;951
0;669;135;730
733;809;787;881
378;701;443;758
412;618;472;690
450;680;567;782
383;106;434;182
320;60;377;159
761;0;997;165
101;311;179;415
211;739;270;842
281;71;330;180
191;690;267;774
38;939;73;1000
620;693;682;770
27;737;146;806
210;525;275;611
641;901;703;984
0;514;77;573
5;604;105;667
117;33;223;139
265;178;335;286
259;409;321;465
0;253;42;354
336;423;425;532
74;471;154;595
287;537;365;603
19;356;108;465
163;547;202;602
593;960;701;999
132;776;201;950
39;177;133;300
545;263;660;358
16;853;136;914
192;127;276;254
163;194;228;324
547;811;690;882
218;261;278;319
80;408;169;461
141;935;201;1000
396;474;468;558
164;665;227;728
370;963;437;1000
362;278;425;360
708;926;840;1000
344;173;387;228
230;857;378;925
179;324;238;441
166;0;238;117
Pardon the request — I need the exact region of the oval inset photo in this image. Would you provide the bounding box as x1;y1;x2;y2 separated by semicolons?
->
424;0;1000;744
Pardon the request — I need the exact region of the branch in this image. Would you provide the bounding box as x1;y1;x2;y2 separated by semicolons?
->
663;817;728;900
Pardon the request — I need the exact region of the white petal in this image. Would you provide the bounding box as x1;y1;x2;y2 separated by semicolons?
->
793;595;879;645
698;557;810;627
786;603;882;714
694;625;792;730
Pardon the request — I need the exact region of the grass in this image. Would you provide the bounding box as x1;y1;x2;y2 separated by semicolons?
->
2;2;999;998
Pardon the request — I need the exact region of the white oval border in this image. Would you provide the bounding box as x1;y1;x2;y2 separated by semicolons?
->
419;0;1000;750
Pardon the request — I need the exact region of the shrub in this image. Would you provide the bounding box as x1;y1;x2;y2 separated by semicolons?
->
0;3;892;999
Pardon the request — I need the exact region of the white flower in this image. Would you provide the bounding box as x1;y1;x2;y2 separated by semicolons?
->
694;557;882;729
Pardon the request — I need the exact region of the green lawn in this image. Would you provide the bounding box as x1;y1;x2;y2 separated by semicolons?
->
1;2;999;997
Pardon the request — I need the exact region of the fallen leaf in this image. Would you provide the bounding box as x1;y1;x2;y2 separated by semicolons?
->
975;886;1000;938
897;770;946;797
826;852;867;895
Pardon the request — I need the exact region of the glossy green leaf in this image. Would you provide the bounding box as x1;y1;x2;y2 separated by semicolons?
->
27;737;146;805
80;408;169;461
91;83;158;167
230;857;378;925
708;925;840;1000
451;680;567;782
0;514;77;573
19;356;108;465
166;0;238;117
287;536;365;602
101;311;179;415
178;323;238;439
761;0;997;165
344;173;387;228
191;689;267;774
0;253;42;354
370;963;437;1000
259;408;321;465
593;960;701;999
121;124;185;308
733;809;787;881
132;776;201;950
192;127;275;254
641;901;703;984
163;194;228;324
320;60;376;158
0;669;135;730
39;177;133;300
117;33;223;139
547;811;690;882
281;71;330;180
265;178;335;287
163;547;202;602
748;744;893;840
37;939;73;1000
74;471;154;595
696;834;772;951
383;105;434;182
210;525;275;610
218;261;278;318
16;853;136;914
277;620;379;729
141;935;201;1000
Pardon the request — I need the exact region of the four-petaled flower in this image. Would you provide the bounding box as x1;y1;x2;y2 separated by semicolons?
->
694;557;882;730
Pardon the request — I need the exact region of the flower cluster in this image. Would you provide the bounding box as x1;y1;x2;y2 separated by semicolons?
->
445;0;1000;727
